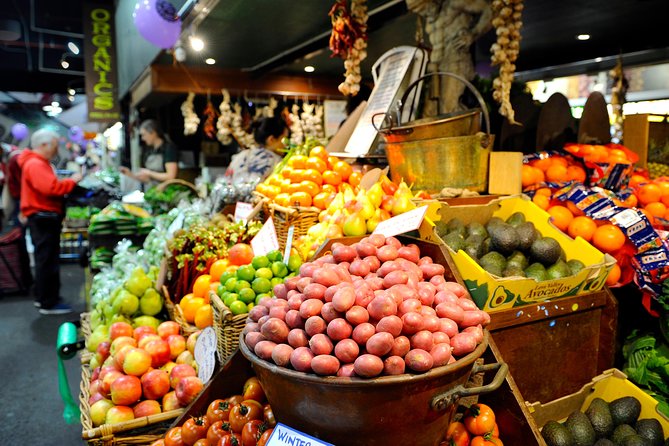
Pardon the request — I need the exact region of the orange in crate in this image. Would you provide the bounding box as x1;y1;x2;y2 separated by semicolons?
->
532;194;550;210
637;183;662;205
546;164;568;183
547;205;573;232
592;225;626;253
606;263;621;287
566;165;586;182
645;201;667;219
567;216;597;242
192;275;211;299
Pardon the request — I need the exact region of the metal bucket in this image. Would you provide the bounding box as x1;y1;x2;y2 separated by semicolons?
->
375;72;494;193
239;331;507;446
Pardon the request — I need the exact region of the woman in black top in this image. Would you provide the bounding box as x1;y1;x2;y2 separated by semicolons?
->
120;119;178;187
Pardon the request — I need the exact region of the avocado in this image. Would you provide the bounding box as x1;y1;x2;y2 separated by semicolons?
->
490;223;520;255
547;260;573;279
594;440;615;446
620;435;651;446
610;397;642;427
503;265;526;277
565;410;596;446
466;233;486;247
506;211;527;227
447;218;466;237
531;237;562;266
444;232;466;252
486;216;505;232
525;262;548;281
542;420;575;446
464;244;482;261
586;397;614;439
434;220;450;238
481;237;492;255
612;424;638;445
467;221;488;238
635;419;664;446
479;251;507;277
507;251;529;270
517;221;539;251
568;259;586;275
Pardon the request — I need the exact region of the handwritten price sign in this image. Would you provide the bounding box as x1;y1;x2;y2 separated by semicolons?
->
372;205;428;238
251;217;280;256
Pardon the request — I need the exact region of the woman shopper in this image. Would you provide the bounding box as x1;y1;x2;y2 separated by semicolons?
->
120;119;178;188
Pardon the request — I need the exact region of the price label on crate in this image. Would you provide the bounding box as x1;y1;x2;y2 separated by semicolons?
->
194;327;217;384
372;205;428;238
234;202;254;223
267;423;334;446
251;217;280;256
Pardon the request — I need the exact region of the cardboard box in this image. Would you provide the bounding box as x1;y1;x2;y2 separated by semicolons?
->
526;368;669;435
422;195;616;312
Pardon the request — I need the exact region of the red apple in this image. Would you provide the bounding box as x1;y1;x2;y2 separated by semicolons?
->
97;341;112;361
133;399;162;418
157;321;181;340
138;334;163;350
166;334;187;360
134;325;157;342
105;405;134;425
88;392;106;406
141;369;171;400
176;350;195;366
161;361;177;375
110;336;137;356
114;344;136;370
98;365;120;384
110;322;134;341
89;398;114;427
123;348;152;376
100;370;124;396
169;364;196;389
144;339;171;368
175;376;203;406
186;331;200;355
102;355;118;369
162;391;181;411
110;374;142;406
91;366;101;381
89;379;102;396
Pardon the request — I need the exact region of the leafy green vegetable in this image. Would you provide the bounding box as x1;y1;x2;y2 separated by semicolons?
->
623;330;669;418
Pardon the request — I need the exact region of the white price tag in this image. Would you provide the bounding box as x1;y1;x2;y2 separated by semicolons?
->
234;202;254;223
194;327;217;384
267;423;334;446
372;205;428;238
251;217;280;256
283;225;295;261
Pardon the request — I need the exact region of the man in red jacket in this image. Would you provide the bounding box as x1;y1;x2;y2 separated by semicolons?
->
19;128;81;314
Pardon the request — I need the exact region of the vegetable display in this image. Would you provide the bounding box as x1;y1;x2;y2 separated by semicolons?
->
144;183;198;214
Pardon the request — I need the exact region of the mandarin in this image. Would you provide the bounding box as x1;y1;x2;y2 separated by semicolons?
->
567;216;597;242
546;164;568;183
290;191;312;207
547;205;573;232
565;200;585;217
300;180;320;197
645;201;667;218
638;183;662;205
305;156;327;173
629;174;648;189
566;165;586;183
605;263;621;287
348;171;362;187
333;161;353;181
288;155;307;169
531;157;552;172
192;274;211;299
323;170;342;186
592;225;626;253
623;194;638;208
522;165;537;188
532;194;550;210
549;156;569;167
309;146;329;160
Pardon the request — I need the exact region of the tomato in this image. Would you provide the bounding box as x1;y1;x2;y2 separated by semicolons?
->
219;433;242;446
241;419;267;446
206;399;231;424
206;420;231;445
228;401;263;433
192;440;210;446
263;404;276;427
256;429;273;446
492;423;499;437
471;434;503;446
445;421;470;446
463;404;496;436
181;416;210;445
227;395;244;407
242;377;265;403
164;427;185;446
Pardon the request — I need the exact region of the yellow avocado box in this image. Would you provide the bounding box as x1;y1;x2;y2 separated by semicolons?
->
420;195;616;312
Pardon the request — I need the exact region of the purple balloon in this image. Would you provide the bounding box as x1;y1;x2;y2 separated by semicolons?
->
11;123;28;140
133;0;181;49
69;126;84;143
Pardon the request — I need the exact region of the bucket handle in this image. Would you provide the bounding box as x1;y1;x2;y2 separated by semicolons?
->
431;361;508;411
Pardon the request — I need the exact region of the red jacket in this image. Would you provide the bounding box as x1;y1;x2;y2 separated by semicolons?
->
18;150;76;217
6;148;24;199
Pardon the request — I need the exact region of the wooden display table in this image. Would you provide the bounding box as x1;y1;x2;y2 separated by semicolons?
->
487;288;618;404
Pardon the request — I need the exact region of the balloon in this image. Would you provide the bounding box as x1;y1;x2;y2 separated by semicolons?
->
133;0;181;49
69;126;84;143
11;123;28;140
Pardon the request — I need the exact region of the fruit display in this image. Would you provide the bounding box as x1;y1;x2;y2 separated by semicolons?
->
243;235;490;377
144;183;199;214
88;202;154;236
85;321;203;427
150;376;275;446
441;404;503;446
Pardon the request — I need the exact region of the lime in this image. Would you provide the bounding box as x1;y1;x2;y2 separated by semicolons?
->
239;287;256;304
251;255;270;269
234;280;252;293
223;293;239;307
236;265;256;282
271;261;289;278
219;271;234;284
219;290;231;301
270;277;284;288
216;284;227;297
252;277;272;294
267;250;283;263
255;267;273;280
224;277;238;292
229;300;248;315
247;302;255;311
255;293;270;305
287;254;303;272
286;272;297;278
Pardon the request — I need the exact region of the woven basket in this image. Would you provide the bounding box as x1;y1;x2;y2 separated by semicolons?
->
162;285;200;337
80;312;93;364
210;291;248;365
254;193;320;251
79;363;184;446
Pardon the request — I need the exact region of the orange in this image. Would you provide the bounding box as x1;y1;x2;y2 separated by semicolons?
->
321;184;337;194
322;170;342;186
567;216;597;242
531;157;552;172
641;208;656;225
566;166;586;183
302;169;323;186
209;260;229;283
532;194;550;210
535;187;552;197
522;165;538;187
547;205;573;232
300;180;320;197
549;156;569;168
305;156;327;173
623;194;638;208
228;243;254;266
629;174;648;189
348;171;362;188
592;224;626;253
605;263;621;287
290;191;312;207
608;149;628;160
657;181;669;197
194;304;213;329
638;183;662;205
645;201;667;218
332;161;353;181
565;200;584;217
192;274;212;298
288;155;307;169
309;146;329;160
179;295;205;324
288;168;304;183
545;164;568;183
281;166;293;179
313;192;334;210
275;193;291;207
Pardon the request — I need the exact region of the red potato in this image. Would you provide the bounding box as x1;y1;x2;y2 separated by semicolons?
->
367;295;398;320
365;275;384;291
389;284;416;303
432;331;450;345
363;256;381;273
481;311;491;326
332;244;357;263
430;343;453;367
290;347;314;372
405;348;434;372
261;318;290;343
327;318;353;341
396;257;423;276
242;322;260;335
349;259;371;277
334;338;360;363
464;325;484;344
311;355;340;376
332;287;356;312
383;356;406;375
457;298;478;312
418;256;434;266
366;332;394;356
376;315;403;337
387;336;411;357
337;363;357;377
271;344;294;367
285;310;305;329
345;305;370;325
334;264;352;283
309;333;334;355
419;306;437;317
287;294;307;311
439;318;459;338
354;286;375;308
285;275;300;290
286;290;299;299
400;244;421;262
398;298;422;316
435;303;465;324
422;314;441;332
299;263;317;278
312;267;340;288
304;316;327;337
377;245;399;262
434;290;459;306
299;299;324;319
377;261;401;278
254;340;277;361
368;233;386;248
272;299;290;309
319;254;336;264
249;306;269;322
442;281;468;297
245;332;266;351
352;323;376;345
258;296;275;308
385;236;402;249
411;330;434;351
269;305;288;321
321;302;343;323
354;354;384;377
287;329;309;349
450;332;478;357
417;281;437;295
323;285;338;303
273;284;288;299
296;276;312;293
257;315;270;327
355;242;377;258
303;283;327;301
420;263;446;279
401;312;424;335
460;310;488;328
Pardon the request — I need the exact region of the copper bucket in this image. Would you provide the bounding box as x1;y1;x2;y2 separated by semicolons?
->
239;331;507;446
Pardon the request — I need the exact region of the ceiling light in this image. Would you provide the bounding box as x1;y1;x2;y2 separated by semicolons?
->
42;101;62;116
304;65;315;73
68;88;76;96
68;95;75;102
594;57;603;62
190;36;204;51
60;59;69;69
67;42;80;55
205;58;216;65
576;34;590;41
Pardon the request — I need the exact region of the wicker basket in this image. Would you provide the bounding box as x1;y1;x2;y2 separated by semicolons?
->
254;193;320;251
80;312;93;364
162;285;200;337
210;291;248;365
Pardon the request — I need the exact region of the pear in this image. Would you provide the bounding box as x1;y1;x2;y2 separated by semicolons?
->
132;315;161;330
343;213;367;237
367;183;383;208
124;267;152;297
139;288;163;316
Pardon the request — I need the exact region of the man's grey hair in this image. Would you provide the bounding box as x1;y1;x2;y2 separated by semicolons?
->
30;128;60;149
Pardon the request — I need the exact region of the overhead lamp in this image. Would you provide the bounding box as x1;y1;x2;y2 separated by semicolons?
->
68;95;75;102
576;34;590;41
68;88;76;96
67;41;80;55
205;58;215;65
304;65;315;73
61;59;69;69
190;36;204;51
594;57;603;62
42;101;62;117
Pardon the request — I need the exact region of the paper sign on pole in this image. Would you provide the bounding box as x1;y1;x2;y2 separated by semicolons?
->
194;327;217;384
266;423;334;446
283;225;295;261
251;217;280;256
234;202;254;223
373;205;428;238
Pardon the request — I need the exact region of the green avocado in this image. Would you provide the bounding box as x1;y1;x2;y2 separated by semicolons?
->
611;424;638;445
620;435;652;446
467;221;488;238
594;440;615;446
568;259;586;275
586;398;614;439
444;232;466;252
517;221;539;251
564;410;596;446
531;237;562;266
525;262;548;281
542;420;575;446
547;260;573;279
610;397;642;427
506;211;527;227
507;250;529;270
479;251;507;277
486;216;505;233
635;419;664;446
490;223;520;255
446;218;466;237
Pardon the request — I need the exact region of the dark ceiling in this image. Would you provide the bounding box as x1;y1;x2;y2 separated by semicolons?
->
1;0;669;96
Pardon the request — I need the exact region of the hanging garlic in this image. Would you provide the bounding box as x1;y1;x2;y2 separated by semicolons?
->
181;92;200;135
216;89;233;145
231;102;257;149
289;104;304;145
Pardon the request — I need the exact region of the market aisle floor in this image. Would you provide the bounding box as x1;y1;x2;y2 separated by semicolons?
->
0;263;87;445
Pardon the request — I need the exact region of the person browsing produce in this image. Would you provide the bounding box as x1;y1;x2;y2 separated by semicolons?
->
120;119;178;187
